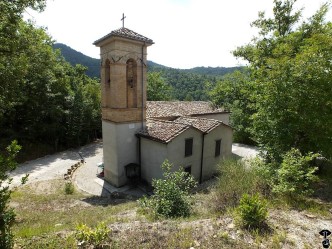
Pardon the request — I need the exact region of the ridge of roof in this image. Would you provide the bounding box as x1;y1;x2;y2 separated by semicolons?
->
146;101;226;119
94;27;154;46
174;116;221;133
137;119;191;144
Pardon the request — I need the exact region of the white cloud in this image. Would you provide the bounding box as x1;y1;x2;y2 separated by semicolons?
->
26;0;331;69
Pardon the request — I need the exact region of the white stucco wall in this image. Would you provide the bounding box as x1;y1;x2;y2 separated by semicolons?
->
102;120;144;187
140;138;167;183
140;122;233;185
167;128;203;182
140;128;203;183
201;125;233;181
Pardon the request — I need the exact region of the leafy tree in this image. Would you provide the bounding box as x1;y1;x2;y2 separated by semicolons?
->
0;0;46;55
66;65;101;147
0;141;23;248
139;160;197;218
273;148;319;197
234;1;332;159
0;1;102;158
0;0;46;119
210;70;255;144
147;72;173;100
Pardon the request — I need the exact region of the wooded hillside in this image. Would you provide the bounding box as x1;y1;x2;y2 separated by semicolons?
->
54;43;242;101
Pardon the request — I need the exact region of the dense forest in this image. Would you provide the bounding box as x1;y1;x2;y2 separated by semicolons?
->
0;7;101;162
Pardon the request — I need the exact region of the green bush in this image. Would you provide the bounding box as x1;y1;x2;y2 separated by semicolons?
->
236;193;268;229
0;141;22;249
64;181;74;195
138;160;197;218
273;148;319;197
75;222;110;248
214;159;264;211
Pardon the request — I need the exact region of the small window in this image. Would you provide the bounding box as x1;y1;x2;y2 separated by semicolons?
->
184;166;191;175
215;139;221;157
185;138;193;157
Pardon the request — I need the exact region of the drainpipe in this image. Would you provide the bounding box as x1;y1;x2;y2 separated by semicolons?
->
200;133;206;184
138;135;142;179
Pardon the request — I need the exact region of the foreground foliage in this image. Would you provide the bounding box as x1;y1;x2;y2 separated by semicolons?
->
75;222;111;248
0;141;22;249
273;148;319;197
9;158;332;248
236;193;268;229
213;159;266;211
139;160;197;218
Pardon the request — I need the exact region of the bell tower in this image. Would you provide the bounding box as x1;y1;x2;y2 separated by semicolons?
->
94;26;153;187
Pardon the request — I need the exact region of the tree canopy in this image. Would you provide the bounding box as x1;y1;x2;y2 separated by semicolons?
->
210;0;332;160
234;0;332;159
147;72;173;101
0;1;101;161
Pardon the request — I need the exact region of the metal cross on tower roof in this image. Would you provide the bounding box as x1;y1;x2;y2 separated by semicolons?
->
121;13;126;28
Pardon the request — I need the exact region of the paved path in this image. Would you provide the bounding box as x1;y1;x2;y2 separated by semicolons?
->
10;140;103;188
232;143;259;159
10;141;259;196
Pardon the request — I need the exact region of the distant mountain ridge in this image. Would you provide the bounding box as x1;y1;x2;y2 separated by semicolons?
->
53;43;242;79
53;43;243;100
53;43;100;78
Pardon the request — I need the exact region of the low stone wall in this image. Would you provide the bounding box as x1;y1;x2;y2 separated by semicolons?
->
64;160;84;180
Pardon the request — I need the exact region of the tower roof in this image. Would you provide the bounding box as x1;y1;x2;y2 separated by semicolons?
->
94;27;154;46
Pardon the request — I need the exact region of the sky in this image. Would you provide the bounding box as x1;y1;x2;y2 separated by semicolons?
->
25;0;331;69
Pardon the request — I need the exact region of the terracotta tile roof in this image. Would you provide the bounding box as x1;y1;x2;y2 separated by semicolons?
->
175;116;221;133
146;101;225;118
94;27;154;45
138;101;232;143
137;119;191;143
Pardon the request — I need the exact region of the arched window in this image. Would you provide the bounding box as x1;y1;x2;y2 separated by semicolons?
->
105;59;110;86
126;59;137;108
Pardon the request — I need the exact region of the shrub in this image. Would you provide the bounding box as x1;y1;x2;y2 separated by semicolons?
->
214;159;264;211
236;193;268;229
75;222;110;248
273;148;319;197
0;141;23;249
64;181;74;195
138;160;197;218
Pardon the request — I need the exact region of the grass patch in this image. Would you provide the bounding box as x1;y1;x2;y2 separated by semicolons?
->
64;181;75;195
212;159;266;212
9;159;332;248
11;180;137;241
15;233;77;249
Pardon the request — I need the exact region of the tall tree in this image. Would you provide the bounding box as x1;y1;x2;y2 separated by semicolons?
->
0;1;101;160
210;70;256;144
0;0;46;117
234;0;332;160
147;72;173;101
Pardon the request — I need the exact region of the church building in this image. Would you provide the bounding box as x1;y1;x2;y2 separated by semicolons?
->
94;25;233;187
